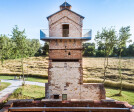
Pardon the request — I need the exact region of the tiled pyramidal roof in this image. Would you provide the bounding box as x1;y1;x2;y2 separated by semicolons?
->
60;2;71;7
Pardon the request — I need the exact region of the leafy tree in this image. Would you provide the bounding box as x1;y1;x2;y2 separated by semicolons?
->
0;35;11;66
96;42;105;57
83;43;95;56
26;39;40;57
95;27;117;82
42;42;49;55
11;26;28;85
128;42;134;56
96;50;105;57
117;26;131;95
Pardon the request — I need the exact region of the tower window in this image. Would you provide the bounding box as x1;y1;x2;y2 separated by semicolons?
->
62;94;67;100
62;24;69;37
54;94;59;99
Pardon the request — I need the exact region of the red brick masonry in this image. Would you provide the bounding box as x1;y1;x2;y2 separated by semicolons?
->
0;99;134;112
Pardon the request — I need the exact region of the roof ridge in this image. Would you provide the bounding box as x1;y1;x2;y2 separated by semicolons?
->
47;8;84;20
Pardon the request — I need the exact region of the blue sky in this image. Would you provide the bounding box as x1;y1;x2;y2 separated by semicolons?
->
0;0;134;45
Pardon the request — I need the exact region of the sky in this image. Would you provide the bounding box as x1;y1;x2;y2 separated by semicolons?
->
0;0;134;45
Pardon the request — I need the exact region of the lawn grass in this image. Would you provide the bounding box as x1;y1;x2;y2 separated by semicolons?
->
0;82;11;91
1;75;134;105
0;75;48;83
4;83;134;105
0;76;14;80
106;88;134;105
26;77;48;83
9;84;45;100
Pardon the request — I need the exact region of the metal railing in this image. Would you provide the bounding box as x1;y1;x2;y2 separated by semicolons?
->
40;29;92;38
9;107;130;112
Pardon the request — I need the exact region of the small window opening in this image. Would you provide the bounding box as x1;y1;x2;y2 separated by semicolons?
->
62;24;69;37
54;94;59;99
55;40;58;46
68;52;71;55
73;40;76;45
62;94;67;100
64;63;67;68
64;40;67;46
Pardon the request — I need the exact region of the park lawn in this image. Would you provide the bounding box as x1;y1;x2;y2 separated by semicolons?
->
9;84;45;100
0;75;48;83
26;77;48;83
1;75;133;105
0;82;11;91
0;76;14;80
8;84;134;105
106;88;134;105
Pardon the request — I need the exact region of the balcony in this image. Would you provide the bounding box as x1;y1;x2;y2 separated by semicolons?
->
40;29;92;41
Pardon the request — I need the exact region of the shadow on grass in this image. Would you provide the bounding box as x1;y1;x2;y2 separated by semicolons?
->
111;93;122;97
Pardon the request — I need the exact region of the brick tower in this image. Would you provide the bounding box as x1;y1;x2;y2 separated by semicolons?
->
40;2;105;101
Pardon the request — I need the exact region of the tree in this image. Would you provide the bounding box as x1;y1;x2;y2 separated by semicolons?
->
117;26;131;95
0;35;11;66
26;39;40;57
128;42;134;56
83;43;95;56
95;27;117;82
11;26;28;85
42;42;49;55
96;42;105;57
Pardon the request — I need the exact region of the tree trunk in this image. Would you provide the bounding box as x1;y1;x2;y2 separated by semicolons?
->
118;50;122;96
21;57;25;85
103;55;109;83
103;57;107;83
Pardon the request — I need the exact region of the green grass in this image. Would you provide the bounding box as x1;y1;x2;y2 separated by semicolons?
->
1;75;134;105
106;88;134;105
0;76;14;80
0;75;48;83
9;84;45;100
26;77;48;83
0;82;11;91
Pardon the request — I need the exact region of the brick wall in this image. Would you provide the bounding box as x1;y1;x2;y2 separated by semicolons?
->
48;10;83;37
49;50;82;59
49;40;82;49
46;7;106;101
46;62;105;100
